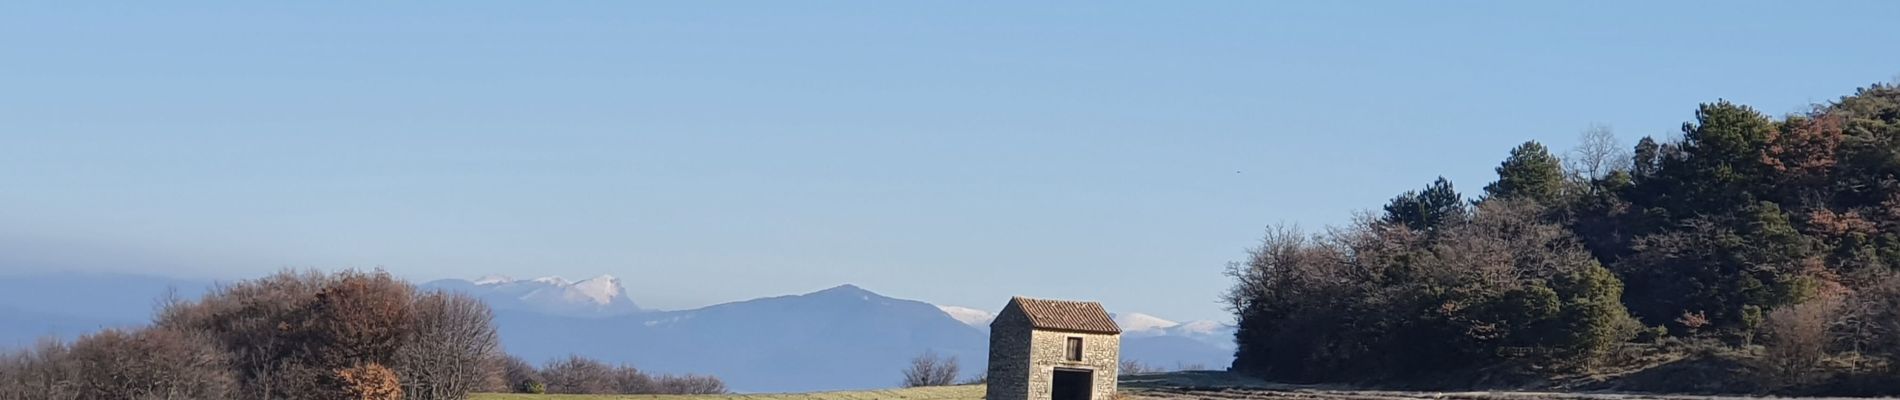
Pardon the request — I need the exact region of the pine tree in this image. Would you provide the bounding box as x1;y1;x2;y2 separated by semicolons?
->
1383;177;1467;232
1484;141;1566;204
1667;101;1779;215
1632;137;1662;180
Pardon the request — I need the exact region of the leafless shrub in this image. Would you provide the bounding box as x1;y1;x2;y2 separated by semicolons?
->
610;365;653;394
496;354;543;393
0;329;234;400
1840;274;1900;376
534;354;722;395
654;374;727;394
1759;298;1840;387
900;350;960;388
541;355;617;394
1119;360;1155;375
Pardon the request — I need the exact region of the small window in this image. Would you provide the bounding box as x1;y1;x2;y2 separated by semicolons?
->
1066;337;1083;361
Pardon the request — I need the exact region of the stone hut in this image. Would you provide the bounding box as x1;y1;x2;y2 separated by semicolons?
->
985;296;1121;400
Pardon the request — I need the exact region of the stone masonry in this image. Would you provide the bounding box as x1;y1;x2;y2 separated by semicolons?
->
985;297;1121;400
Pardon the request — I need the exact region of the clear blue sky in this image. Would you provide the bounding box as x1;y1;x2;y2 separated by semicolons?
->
3;2;1897;322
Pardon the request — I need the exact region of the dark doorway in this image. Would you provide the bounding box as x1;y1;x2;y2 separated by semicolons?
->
1052;368;1092;400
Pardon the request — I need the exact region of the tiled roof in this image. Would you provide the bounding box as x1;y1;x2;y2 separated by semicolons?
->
1009;296;1121;334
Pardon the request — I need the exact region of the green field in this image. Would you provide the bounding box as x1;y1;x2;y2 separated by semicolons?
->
470;384;985;400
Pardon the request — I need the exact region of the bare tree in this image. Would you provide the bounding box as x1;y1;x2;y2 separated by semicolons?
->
1565;124;1630;182
1760;298;1841;388
610;365;653;394
395;291;502;400
653;374;727;394
900;350;960;388
155;268;337;399
541;355;617;394
0;338;80;400
1840;274;1900;376
495;355;543;393
57;327;235;400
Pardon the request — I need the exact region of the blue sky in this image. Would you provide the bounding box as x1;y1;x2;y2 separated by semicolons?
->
2;2;1897;321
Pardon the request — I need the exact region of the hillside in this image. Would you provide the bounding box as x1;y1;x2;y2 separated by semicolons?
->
1225;84;1900;394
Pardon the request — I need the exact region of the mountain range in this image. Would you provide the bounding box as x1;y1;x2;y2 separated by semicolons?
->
421;274;642;318
421;276;1235;391
0;273;1232;392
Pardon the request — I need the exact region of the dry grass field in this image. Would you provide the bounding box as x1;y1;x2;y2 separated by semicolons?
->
470;384;985;400
473;372;1802;400
1117;371;1803;400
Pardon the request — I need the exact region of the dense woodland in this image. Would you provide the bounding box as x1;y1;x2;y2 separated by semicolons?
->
1226;83;1900;394
0;270;724;400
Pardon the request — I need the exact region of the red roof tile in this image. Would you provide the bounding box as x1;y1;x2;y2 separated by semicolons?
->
1009;296;1121;334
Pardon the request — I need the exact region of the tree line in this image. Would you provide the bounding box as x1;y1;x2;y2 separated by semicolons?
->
0;269;724;399
498;354;725;395
1226;83;1900;394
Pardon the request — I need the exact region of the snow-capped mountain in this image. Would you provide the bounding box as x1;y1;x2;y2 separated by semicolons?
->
1167;320;1229;337
473;274;514;285
929;302;1234;373
936;305;997;328
1113;313;1236;351
423;274;642;318
935;305;1237;351
1113;312;1182;334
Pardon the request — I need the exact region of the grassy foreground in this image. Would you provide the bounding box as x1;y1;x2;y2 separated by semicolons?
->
471;384;985;400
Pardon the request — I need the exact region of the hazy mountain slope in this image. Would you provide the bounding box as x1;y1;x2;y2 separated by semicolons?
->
495;284;989;393
0;272;209;324
1121;335;1231;371
0;306;125;348
0;273;212;347
493;285;1235;392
